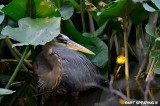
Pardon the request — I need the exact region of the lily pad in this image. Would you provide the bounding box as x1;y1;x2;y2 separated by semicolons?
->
0;88;15;96
143;3;156;12
151;0;160;9
0;5;5;24
2;0;58;20
59;2;74;20
1;17;61;47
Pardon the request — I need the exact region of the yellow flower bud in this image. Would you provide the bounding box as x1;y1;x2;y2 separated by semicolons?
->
116;55;125;64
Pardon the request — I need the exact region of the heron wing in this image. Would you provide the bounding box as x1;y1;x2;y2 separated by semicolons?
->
51;47;105;91
34;52;62;90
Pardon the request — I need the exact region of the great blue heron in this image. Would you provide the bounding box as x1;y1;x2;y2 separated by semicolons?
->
33;34;106;94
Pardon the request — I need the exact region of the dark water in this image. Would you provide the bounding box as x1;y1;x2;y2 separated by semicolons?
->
42;88;116;106
41;79;160;106
1;79;160;106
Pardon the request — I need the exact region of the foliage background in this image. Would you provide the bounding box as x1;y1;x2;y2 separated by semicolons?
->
0;0;160;105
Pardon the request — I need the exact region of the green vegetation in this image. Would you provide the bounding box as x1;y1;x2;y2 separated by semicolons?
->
0;0;160;105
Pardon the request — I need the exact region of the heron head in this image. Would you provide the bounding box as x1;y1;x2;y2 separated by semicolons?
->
51;34;95;55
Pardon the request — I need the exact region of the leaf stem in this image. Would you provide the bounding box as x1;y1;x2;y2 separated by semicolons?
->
6;38;22;58
135;46;152;80
58;0;61;7
88;12;95;33
145;58;156;81
5;38;32;68
123;16;129;80
80;0;86;32
70;0;80;10
5;46;29;89
108;35;111;76
29;45;35;63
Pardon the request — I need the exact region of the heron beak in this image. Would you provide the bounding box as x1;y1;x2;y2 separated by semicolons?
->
66;39;95;55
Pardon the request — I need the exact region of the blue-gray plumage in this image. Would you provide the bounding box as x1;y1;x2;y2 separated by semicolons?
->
34;34;105;94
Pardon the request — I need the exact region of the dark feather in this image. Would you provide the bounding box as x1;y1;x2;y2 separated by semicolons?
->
34;47;106;93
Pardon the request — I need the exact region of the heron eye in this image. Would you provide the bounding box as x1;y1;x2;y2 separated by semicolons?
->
57;37;67;43
56;34;69;43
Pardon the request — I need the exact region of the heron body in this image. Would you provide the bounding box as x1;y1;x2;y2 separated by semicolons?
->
34;34;105;94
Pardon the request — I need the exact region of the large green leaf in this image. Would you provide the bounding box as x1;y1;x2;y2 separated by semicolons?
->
153;57;160;74
83;35;108;68
34;0;59;18
2;0;58;21
99;0;139;25
61;20;93;45
93;21;108;37
2;0;27;20
1;17;61;47
150;49;160;58
143;3;156;12
0;88;15;96
82;21;108;37
61;20;108;68
145;23;158;38
70;0;80;10
59;2;74;20
81;22;109;67
129;4;150;24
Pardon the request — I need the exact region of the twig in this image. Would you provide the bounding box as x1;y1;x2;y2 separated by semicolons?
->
144;75;154;101
5;39;29;71
5;38;32;68
5;46;29;89
126;81;130;99
84;75;130;100
29;45;35;63
6;38;22;58
109;75;130;100
145;58;156;81
136;80;145;94
115;65;122;79
146;58;152;74
0;46;29;102
0;59;32;63
25;50;31;59
136;46;152;80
